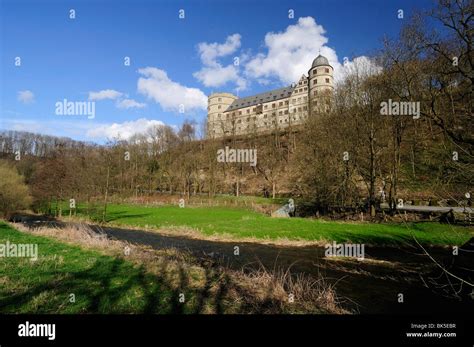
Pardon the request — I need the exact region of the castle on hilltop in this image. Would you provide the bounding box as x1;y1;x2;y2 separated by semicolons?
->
206;55;334;138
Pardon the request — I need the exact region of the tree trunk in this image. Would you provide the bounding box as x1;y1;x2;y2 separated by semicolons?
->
102;165;110;223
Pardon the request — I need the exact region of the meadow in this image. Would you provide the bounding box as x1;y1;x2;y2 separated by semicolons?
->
61;203;474;247
1;221;337;314
0;221;174;313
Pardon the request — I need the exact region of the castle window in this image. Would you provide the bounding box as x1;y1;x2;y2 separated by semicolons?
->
247;109;250;114
325;68;329;73
239;111;242;115
238;119;242;123
284;110;288;115
272;103;275;108
304;87;307;91
218;105;221;109
264;105;268;109
313;91;317;96
314;79;318;84
299;81;302;85
218;98;222;102
303;106;307;110
326;78;330;83
279;102;283;106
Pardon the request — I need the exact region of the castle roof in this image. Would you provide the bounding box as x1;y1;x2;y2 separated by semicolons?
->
225;86;295;112
311;55;330;68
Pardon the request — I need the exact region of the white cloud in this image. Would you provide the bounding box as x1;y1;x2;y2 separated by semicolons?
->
2;118;102;140
197;33;241;66
88;89;123;101
17;90;35;104
193;65;247;90
244;17;382;86
193;34;248;91
88;90;146;109
86;118;165;140
244;17;340;84
337;56;382;84
116;98;146;109
137;67;207;112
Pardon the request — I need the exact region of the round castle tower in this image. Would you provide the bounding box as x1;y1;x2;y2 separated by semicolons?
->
308;55;334;113
207;92;238;137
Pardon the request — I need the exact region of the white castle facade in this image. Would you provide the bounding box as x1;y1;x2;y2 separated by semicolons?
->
206;55;334;138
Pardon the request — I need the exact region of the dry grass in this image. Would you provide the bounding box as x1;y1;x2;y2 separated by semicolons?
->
61;218;331;248
235;261;349;314
11;222;350;314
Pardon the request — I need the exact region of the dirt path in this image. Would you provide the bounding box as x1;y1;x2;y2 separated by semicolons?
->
11;214;474;314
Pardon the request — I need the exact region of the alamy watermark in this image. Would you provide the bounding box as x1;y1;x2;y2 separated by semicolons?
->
217;146;257;167
324;242;365;260
380;99;420;119
0;241;38;261
18;321;55;341
55;99;95;119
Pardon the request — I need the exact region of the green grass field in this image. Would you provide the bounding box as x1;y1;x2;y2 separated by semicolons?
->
0;222;211;313
63;203;474;246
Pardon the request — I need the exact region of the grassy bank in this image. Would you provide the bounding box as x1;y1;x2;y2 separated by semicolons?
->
0;221;343;314
0;221;190;313
61;203;474;246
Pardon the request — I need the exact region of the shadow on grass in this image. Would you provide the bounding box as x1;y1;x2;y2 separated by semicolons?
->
0;255;226;314
88;211;153;223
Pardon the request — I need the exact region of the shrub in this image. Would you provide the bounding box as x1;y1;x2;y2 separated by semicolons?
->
0;160;32;218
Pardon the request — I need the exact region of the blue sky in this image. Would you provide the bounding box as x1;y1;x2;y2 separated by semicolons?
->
0;0;435;143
